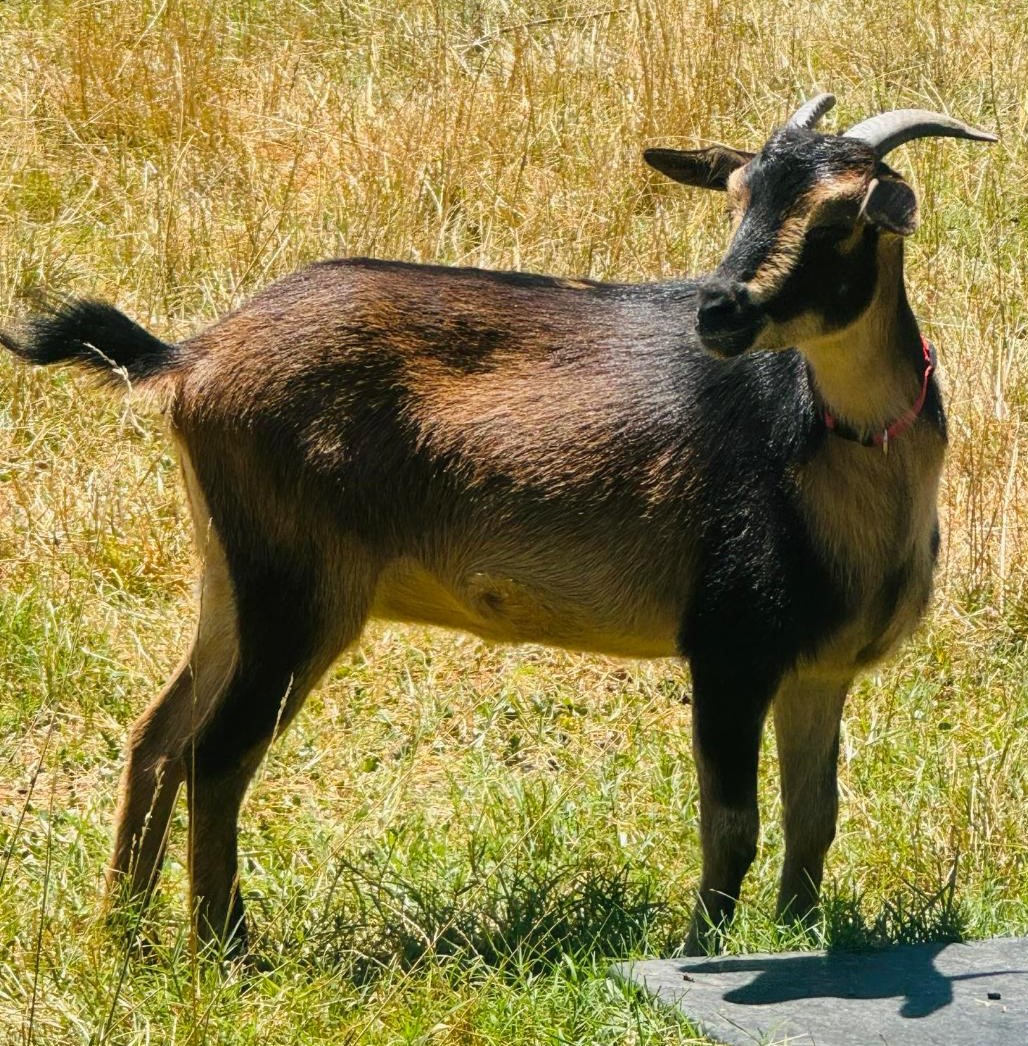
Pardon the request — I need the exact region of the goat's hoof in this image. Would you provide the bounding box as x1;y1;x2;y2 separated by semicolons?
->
683;926;721;957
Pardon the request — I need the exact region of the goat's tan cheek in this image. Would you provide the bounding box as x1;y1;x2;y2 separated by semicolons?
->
743;313;789;351
756;312;822;350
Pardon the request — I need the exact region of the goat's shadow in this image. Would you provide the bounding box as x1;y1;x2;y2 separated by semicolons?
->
681;943;1025;1019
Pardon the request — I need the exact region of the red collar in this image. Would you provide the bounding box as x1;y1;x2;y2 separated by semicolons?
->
822;334;935;452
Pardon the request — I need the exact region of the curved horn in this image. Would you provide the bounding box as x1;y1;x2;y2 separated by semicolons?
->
843;108;998;156
786;93;836;130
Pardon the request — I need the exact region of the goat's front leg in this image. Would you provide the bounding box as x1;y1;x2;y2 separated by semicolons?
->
685;659;776;955
773;672;851;924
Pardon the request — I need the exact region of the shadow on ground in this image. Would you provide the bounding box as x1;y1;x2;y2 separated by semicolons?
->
675;876;989;1020
681;943;1025;1019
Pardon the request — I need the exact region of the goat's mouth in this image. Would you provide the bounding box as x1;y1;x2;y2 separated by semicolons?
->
695;318;763;358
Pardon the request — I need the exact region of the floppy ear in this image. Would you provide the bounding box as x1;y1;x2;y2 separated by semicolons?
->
643;145;753;190
860;176;919;235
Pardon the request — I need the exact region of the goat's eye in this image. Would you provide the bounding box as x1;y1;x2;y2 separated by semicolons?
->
806;223;851;245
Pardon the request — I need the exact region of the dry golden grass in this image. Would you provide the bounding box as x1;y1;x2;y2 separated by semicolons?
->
1;2;1027;1044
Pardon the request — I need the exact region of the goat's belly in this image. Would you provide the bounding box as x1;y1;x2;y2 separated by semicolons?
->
370;558;680;658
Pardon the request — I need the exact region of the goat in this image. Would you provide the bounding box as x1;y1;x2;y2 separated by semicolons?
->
2;95;995;956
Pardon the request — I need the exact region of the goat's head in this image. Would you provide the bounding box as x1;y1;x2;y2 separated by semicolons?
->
645;96;996;357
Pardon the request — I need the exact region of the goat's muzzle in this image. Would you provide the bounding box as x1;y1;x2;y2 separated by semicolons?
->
695;279;763;357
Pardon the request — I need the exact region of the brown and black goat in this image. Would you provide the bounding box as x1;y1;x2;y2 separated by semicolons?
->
2;95;995;956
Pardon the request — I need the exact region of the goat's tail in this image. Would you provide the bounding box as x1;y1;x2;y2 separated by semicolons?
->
1;298;181;389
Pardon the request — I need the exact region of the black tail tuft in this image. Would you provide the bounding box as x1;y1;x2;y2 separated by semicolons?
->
0;298;178;384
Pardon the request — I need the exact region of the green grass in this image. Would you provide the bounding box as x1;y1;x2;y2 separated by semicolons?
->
2;1;1028;1043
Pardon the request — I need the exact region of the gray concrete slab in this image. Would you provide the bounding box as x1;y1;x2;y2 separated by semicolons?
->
614;937;1028;1045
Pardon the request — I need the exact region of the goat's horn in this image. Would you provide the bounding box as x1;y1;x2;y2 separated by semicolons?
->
843;109;998;156
786;93;836;130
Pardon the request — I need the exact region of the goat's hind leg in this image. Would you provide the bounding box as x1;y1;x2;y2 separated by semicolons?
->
106;549;238;925
185;551;374;955
773;672;850;925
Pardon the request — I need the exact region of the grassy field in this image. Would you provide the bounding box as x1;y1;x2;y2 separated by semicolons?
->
1;1;1027;1043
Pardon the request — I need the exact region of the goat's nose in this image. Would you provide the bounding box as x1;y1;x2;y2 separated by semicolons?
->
697;282;747;330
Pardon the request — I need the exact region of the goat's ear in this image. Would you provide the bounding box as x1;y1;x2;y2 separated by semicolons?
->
860;176;919;236
643;145;753;191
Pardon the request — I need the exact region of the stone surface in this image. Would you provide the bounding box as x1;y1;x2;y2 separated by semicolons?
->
614;937;1028;1045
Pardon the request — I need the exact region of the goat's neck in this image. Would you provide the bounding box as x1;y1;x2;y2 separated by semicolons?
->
800;243;927;434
